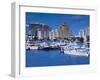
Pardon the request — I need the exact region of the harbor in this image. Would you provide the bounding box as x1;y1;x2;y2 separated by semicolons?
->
26;40;89;57
26;13;90;67
26;39;90;67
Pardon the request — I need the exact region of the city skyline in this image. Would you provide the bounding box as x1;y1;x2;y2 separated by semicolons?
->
26;12;90;35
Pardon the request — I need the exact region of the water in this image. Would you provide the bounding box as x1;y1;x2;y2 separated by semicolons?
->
26;50;89;67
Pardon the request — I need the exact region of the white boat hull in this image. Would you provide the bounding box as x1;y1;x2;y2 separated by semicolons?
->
64;50;89;57
29;46;38;50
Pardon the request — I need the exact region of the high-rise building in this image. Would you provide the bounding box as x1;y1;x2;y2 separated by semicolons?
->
28;23;51;40
79;27;90;42
54;29;59;39
85;27;90;37
79;29;85;38
37;30;42;39
49;29;59;40
59;23;70;39
85;27;90;42
49;30;55;40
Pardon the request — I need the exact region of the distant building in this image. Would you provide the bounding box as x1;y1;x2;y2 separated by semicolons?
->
79;29;85;38
54;29;59;39
85;27;90;42
49;29;59;40
59;23;71;39
37;30;42;39
49;30;55;40
28;23;51;40
27;22;73;40
79;27;90;42
85;27;90;37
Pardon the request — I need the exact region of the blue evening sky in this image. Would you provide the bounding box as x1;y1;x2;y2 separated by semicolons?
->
26;12;89;35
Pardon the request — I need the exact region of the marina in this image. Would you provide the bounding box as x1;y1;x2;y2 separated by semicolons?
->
25;12;90;67
26;41;89;56
26;41;90;67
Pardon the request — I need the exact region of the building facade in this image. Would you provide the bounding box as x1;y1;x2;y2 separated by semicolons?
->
27;22;72;40
59;23;70;39
28;23;51;40
79;27;90;42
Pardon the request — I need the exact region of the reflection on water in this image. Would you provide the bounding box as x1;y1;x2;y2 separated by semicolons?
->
26;50;89;67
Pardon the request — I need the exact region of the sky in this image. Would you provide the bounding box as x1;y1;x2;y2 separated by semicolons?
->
26;12;89;35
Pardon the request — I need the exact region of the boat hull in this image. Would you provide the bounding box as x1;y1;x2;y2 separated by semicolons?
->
64;50;89;57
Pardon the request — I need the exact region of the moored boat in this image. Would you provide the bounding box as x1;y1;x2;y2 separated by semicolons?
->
64;49;89;56
29;46;38;50
62;42;89;56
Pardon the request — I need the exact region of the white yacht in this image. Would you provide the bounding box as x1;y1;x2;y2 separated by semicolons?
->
26;42;38;50
63;42;89;57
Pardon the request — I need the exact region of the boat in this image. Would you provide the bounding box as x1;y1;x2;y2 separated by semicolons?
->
26;47;30;51
63;42;89;57
64;49;89;56
29;45;38;50
26;43;38;50
38;41;59;50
